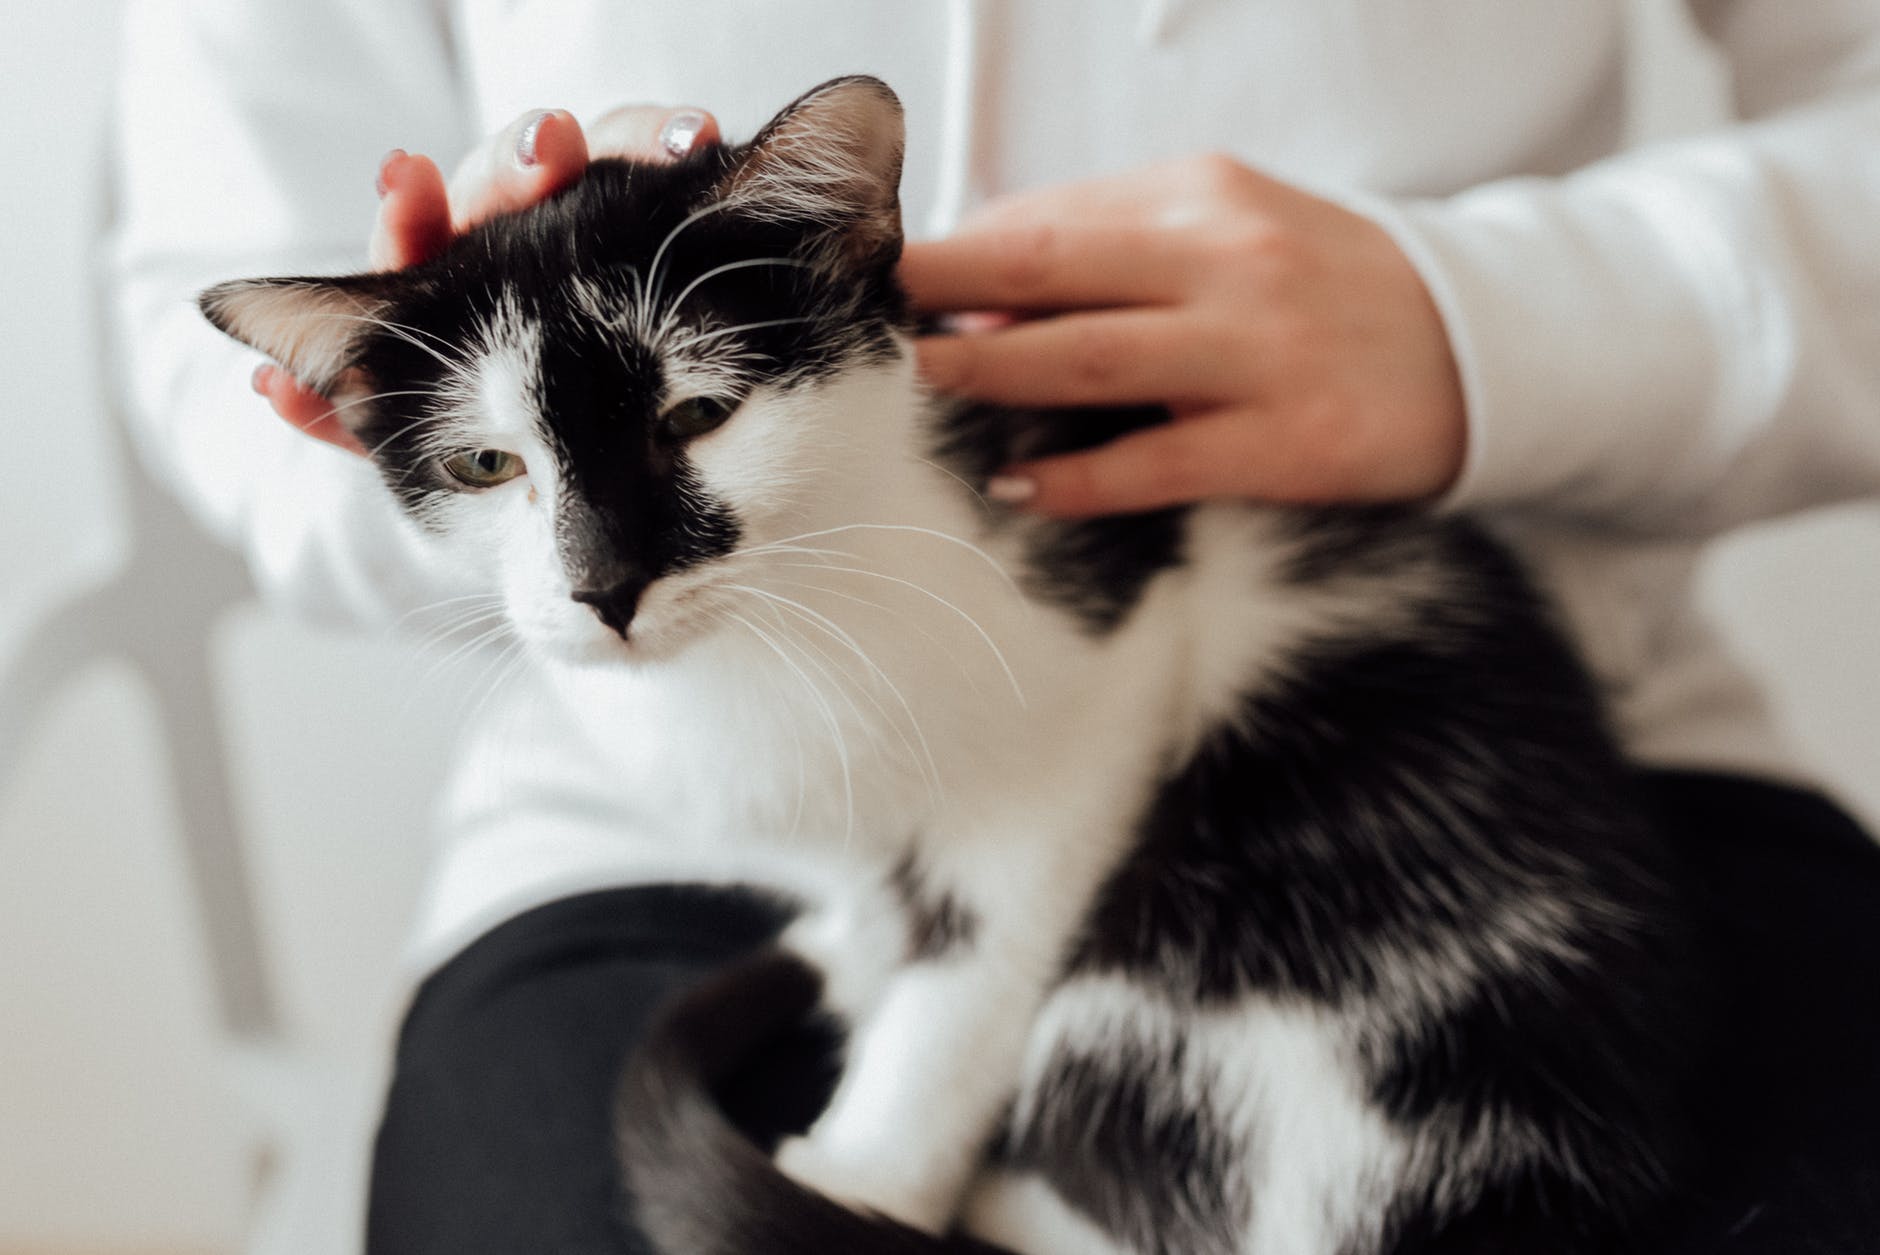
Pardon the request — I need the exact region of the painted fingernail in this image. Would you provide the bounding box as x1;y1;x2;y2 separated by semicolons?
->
944;311;1010;335
516;110;554;167
251;364;273;395
376;149;406;198
660;110;708;158
987;475;1037;504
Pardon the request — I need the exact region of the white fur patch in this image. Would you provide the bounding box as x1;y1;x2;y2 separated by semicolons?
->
1012;977;1410;1255
962;1174;1133;1255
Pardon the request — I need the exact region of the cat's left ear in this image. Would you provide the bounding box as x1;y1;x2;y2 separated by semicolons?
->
198;272;404;397
718;75;905;262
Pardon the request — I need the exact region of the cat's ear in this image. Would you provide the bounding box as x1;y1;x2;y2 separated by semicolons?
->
198;272;402;395
719;75;905;260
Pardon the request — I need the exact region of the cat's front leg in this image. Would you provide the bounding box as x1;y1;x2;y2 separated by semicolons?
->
775;946;1049;1232
775;836;1100;1233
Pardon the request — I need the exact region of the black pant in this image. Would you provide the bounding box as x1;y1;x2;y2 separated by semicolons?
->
366;773;1880;1253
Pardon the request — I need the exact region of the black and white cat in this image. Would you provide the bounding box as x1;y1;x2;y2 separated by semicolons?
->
202;77;1703;1255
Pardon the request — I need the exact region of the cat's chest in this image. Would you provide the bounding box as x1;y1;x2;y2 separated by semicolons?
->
530;599;1187;855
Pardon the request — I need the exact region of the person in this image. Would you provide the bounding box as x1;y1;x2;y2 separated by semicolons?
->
112;2;1880;1251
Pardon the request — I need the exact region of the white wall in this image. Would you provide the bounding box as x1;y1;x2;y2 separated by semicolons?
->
0;3;1875;1252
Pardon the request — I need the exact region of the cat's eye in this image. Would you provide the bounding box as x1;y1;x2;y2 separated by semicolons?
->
660;396;737;441
442;448;527;489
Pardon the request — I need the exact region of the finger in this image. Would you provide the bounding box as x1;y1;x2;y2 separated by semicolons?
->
253;364;365;457
370;150;452;270
899;223;1192;313
989;411;1267;518
446;108;590;233
586;104;721;160
914;311;1250;408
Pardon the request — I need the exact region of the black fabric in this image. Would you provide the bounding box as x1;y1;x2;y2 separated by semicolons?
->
1653;773;1880;1253
365;883;838;1255
365;773;1880;1253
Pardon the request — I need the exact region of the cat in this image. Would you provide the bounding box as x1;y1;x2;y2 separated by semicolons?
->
201;76;1704;1255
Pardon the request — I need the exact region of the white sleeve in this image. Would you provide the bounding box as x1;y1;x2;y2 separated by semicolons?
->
109;0;484;625
1374;0;1880;536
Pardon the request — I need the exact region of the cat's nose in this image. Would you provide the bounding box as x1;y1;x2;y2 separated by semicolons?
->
572;573;653;638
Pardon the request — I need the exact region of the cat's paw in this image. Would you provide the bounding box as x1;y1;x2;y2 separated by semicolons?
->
774;1133;955;1234
780;903;900;1019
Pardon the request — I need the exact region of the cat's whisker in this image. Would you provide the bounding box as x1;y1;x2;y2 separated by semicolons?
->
765;576;987;700
701;605;809;839
669;316;818;352
726;541;865;566
422;615;515;668
403;603;510;650
723;607;856;847
420;619;519;684
305;310;468;375
364;423;426;464
760;522;1023;596
461;636;533;734
406;609;513;659
322;388;438;424
385;607;517;728
914;456;994;513
358;311;462;357
399;594;511;638
384;592;508;637
643;198;739;321
741;598;895;769
735;599;930;805
657;257;814;336
769;560;1026;708
729;582;944;808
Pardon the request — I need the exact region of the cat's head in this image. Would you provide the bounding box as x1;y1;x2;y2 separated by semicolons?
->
201;76;912;663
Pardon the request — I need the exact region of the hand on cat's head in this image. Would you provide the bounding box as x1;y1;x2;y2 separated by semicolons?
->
252;104;724;455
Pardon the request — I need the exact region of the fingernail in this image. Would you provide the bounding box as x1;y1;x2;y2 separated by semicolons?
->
376;149;406;198
943;311;1010;335
251;364;272;395
987;475;1037;505
660;110;707;158
516;110;554;167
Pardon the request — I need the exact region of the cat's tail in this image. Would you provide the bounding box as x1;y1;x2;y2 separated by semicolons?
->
616;948;1013;1255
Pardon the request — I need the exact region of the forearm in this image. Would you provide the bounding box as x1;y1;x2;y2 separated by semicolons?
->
1384;3;1880;535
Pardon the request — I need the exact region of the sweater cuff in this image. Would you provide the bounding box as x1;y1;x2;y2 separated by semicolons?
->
1359;179;1755;524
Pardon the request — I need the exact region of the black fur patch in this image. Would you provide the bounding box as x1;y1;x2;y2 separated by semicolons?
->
888;854;979;961
929;401;1188;634
1052;511;1697;1239
997;1038;1242;1255
1064;515;1658;1000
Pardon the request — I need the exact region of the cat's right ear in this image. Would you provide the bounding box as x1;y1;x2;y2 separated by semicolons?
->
717;75;906;263
198;273;401;397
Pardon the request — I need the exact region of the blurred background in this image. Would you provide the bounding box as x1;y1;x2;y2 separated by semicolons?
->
2;3;1877;1253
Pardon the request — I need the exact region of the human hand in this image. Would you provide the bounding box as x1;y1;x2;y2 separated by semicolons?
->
252;105;722;455
901;155;1466;517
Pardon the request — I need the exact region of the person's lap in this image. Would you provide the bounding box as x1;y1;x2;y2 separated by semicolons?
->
366;772;1880;1253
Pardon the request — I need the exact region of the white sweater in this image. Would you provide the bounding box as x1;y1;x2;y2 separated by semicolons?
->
111;0;1880;968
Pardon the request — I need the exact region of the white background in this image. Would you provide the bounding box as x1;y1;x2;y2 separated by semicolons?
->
2;2;1876;1251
